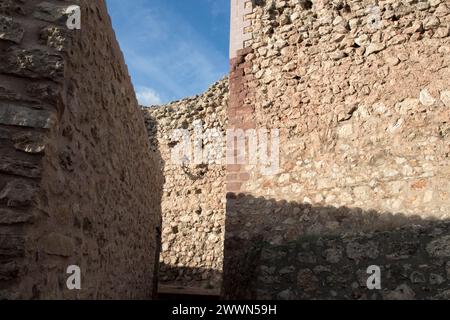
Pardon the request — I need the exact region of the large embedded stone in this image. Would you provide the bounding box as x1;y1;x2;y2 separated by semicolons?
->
365;42;386;56
0;0;27;16
0;233;24;257
40;26;69;51
33;2;72;23
0;208;33;225
0;48;64;80
397;98;420;115
410;271;426;284
0;180;38;207
277;289;296;300
0;155;41;178
386;241;419;260
26;83;59;104
419;89;436;106
0;86;40;103
441;91;450;107
324;247;343;264
432;290;450;300
424;16;440;30
0;15;24;43
346;241;379;261
337;123;353;138
297;269;320;293
0;103;56;129
429;273;445;285
384;284;415;300
297;251;317;264
0;261;19;281
13;132;46;154
426;235;450;258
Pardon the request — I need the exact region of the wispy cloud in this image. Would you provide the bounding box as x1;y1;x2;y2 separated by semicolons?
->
106;0;229;104
136;86;162;106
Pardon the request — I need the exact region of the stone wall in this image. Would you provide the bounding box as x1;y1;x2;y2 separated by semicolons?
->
224;0;450;299
0;0;162;299
143;79;228;291
256;219;450;300
3;0;448;301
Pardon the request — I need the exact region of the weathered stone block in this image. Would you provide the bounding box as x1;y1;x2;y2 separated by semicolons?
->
0;48;64;80
13;132;46;154
0;180;38;207
40;26;69;51
426;236;450;258
297;269;320;293
441;91;450;107
429;273;445;285
386;241;419;260
0;261;19;281
26;83;59;104
433;290;450;300
0;155;41;178
346;240;379;261
33;2;73;24
0;15;24;43
383;284;416;300
277;289;295;300
0;103;56;129
0;233;24;258
410;271;426;284
0;208;34;225
365;42;386;56
0;0;27;16
324;247;343;263
0;86;40;103
419;89;436;106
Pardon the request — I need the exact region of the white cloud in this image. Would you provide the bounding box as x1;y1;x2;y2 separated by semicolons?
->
136;86;162;106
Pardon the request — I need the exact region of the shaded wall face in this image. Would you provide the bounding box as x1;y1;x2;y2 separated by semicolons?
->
143;79;228;291
257;217;450;300
0;0;162;299
224;0;450;299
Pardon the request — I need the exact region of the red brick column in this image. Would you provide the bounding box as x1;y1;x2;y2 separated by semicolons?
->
223;46;259;299
226;47;255;195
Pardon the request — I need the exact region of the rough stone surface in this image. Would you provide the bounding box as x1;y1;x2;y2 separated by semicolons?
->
0;15;24;43
223;0;450;300
254;222;450;300
0;103;56;129
0;0;449;301
143;79;228;291
0;0;162;300
427;236;450;258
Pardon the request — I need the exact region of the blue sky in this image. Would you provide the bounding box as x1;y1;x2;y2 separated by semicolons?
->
105;0;230;106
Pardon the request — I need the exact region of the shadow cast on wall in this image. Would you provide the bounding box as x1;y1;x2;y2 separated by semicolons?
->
222;193;450;300
144;113;165;298
0;0;167;298
158;263;222;289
